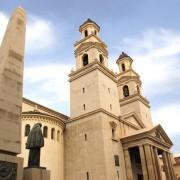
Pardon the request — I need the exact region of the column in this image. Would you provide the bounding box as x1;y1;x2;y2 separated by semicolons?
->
162;151;171;180
150;146;158;179
139;145;149;180
144;145;156;180
153;147;163;180
124;149;133;180
166;152;176;180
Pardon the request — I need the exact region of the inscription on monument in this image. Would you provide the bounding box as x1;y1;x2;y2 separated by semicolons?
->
0;161;17;180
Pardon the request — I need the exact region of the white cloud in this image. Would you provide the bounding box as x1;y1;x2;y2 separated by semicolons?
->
26;16;57;54
0;12;8;44
152;104;180;134
0;11;57;54
24;64;72;104
111;29;180;97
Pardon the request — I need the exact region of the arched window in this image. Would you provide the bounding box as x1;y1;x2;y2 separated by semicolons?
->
57;130;60;142
99;54;104;64
85;30;88;37
82;54;89;66
123;85;129;97
51;128;55;140
25;124;30;136
122;63;126;72
43;126;48;138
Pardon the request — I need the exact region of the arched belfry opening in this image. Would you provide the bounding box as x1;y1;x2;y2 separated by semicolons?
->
99;54;104;65
85;30;88;37
122;63;126;72
123;85;129;97
82;54;89;66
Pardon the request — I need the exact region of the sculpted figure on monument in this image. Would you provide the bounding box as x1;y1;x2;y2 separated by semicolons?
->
26;123;44;168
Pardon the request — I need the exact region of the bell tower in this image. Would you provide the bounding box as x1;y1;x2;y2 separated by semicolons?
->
70;19;121;118
74;18;108;70
65;20;127;180
116;52;153;128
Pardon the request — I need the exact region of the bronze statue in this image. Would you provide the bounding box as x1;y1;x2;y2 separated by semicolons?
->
26;123;44;168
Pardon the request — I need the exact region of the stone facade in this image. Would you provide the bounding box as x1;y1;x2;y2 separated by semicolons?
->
18;18;177;180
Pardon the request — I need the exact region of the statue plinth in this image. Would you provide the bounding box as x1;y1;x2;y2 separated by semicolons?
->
23;168;50;180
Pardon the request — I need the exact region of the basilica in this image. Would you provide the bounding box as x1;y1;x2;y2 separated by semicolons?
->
19;18;178;180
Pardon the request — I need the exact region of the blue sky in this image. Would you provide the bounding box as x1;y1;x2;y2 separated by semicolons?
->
0;0;180;152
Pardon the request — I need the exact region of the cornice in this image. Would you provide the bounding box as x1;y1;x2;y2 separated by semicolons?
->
67;108;140;130
74;42;108;57
69;60;117;83
119;93;150;108
23;97;69;121
21;112;65;129
74;34;107;48
116;68;140;78
117;76;142;86
121;131;172;150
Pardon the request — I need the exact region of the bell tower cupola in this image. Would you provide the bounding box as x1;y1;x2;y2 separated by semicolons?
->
79;18;100;39
116;52;153;128
116;52;133;73
74;18;108;70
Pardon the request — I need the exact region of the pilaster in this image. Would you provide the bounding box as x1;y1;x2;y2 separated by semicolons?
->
153;147;163;180
162;151;171;180
139;145;149;180
144;145;156;179
124;149;133;180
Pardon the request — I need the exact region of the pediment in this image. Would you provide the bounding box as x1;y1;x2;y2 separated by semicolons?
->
122;112;145;129
148;125;173;145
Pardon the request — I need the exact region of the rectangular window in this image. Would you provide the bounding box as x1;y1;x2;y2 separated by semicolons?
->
114;155;120;166
117;171;119;179
83;104;86;110
108;88;110;93
85;134;87;141
83;88;85;93
110;104;112;110
86;172;89;180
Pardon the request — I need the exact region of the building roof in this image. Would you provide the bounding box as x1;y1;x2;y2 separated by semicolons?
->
118;52;129;59
116;52;133;64
79;18;100;31
23;97;69;122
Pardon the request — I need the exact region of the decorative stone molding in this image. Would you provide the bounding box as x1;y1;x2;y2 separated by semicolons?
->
75;42;108;57
74;34;107;48
119;93;150;108
69;61;117;83
23;98;69;121
22;113;65;129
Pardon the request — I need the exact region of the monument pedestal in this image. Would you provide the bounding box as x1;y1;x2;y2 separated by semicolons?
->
0;153;23;180
23;168;50;180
